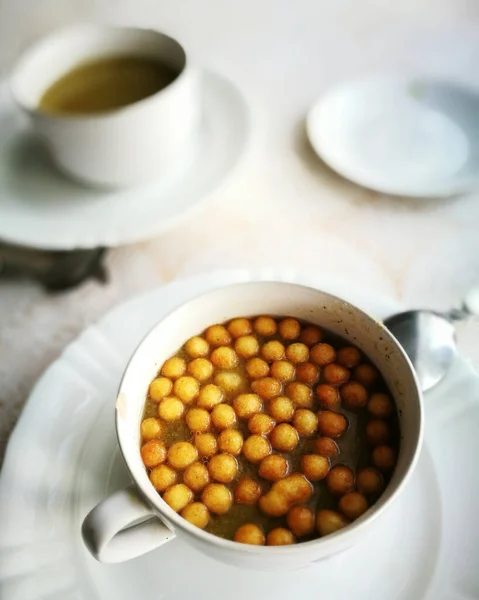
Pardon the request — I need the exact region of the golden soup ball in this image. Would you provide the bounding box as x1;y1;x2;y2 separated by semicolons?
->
201;483;233;514
301;454;330;481
286;343;309;364
185;408;211;433
337;346;361;368
242;434;272;463
173;376;200;404
299;325;323;346
234;523;265;545
181;502;210;529
293;409;318;437
366;419;391;445
149;377;173;402
296;362;319;385
317;410;348;438
248;413;276;435
235;477;262;505
208;453;238;483
339;492;369;520
214;371;243;393
194;432;218;458
197;384;223;410
357;467;384;495
210;346;238;369
259;454;289;481
253;316;277;337
372;445;396;471
326;465;355;495
227;317;253;338
286;505;315;537
315;384;340;410
211;404;237;430
340;381;368;408
266;527;295;546
368;393;394;418
167;441;198;471
269;396;294;422
270;423;299;452
258;490;290;517
286;381;313;408
274;473;313;503
322;363;350;386
251;377;282;400
205;324;232;347
149;464;177;492
161;357;186;380
245;357;270;379
184;336;209;359
140;417;163;440
270;360;296;383
233;393;262;419
354;363;379;388
163;484;193;512
310;343;336;366
183;462;210;492
187;358;214;382
316;509;350;537
217;429;244;455
261;340;285;362
278;318;301;340
141;440;167;468
235;335;260;358
313;436;340;458
158;397;184;422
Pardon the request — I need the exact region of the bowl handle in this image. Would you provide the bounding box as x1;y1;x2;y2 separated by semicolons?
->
81;484;175;563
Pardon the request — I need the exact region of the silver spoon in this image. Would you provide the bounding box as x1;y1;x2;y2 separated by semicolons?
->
383;288;479;392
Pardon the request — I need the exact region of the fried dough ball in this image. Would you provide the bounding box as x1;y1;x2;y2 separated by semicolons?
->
357;467;384;495
339;492;369;520
208;453;238;483
337;346;361;368
266;528;295;546
278;318;301;340
326;465;355;495
187;358;213;382
315;384;340;409
296;362;319;385
372;445;396;471
286;382;313;408
270;360;296;383
197;384;223;410
261;340;285;362
235;335;260;358
258;490;290;517
185;336;209;359
149;464;177;491
214;371;243;393
259;454;289;481
234;524;265;545
185;408;211;433
183;462;210;492
316;509;350;536
173;376;200;403
251;377;282;400
217;429;244;455
260;474;313;516
242;434;272;462
299;326;322;346
167;441;198;470
210;346;238;369
181;502;210;529
269;396;294;422
310;343;336;366
301;454;330;481
286;343;309;364
163;484;193;512
140;417;163;440
293;409;318;436
270;423;299;452
227;318;253;338
233;393;262;418
354;364;379;388
149;377;173;401
246;357;270;379
253;316;277;337
158;397;184;422
141;440;167;467
235;477;262;505
248;413;276;435
287;506;315;537
317;410;348;438
340;381;368;408
211;404;237;430
366;419;391;445
161;357;186;380
205;324;232;347
322;363;350;386
368;393;394;418
313;436;340;458
194;433;218;457
201;483;233;514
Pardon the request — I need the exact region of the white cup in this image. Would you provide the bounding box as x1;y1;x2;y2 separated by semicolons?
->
82;281;423;570
10;25;200;187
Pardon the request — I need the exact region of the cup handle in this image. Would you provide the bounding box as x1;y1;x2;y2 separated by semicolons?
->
81;484;175;563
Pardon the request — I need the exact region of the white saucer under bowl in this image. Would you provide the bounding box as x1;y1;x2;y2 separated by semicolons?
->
1;268;478;600
0;70;249;250
307;75;479;198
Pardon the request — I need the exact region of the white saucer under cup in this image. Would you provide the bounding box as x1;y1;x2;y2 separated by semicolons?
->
306;76;479;198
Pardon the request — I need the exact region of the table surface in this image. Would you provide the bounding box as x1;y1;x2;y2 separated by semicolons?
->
1;0;479;463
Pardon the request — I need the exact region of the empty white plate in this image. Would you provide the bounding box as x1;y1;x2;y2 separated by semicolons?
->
307;75;479;197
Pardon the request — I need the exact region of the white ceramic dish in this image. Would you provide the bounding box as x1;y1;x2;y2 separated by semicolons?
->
307;75;479;197
0;69;249;249
82;280;422;568
10;25;199;187
1;269;478;599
